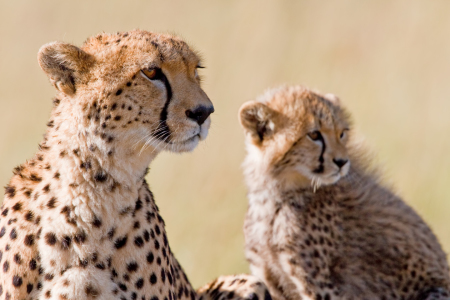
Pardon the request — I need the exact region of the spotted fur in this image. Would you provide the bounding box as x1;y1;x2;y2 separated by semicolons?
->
0;30;267;300
239;85;450;300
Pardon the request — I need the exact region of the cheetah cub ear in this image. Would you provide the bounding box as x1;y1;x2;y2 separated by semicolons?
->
38;42;94;95
239;101;278;144
324;93;341;106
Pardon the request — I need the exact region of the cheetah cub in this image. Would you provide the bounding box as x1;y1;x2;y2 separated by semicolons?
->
0;30;268;300
239;85;450;300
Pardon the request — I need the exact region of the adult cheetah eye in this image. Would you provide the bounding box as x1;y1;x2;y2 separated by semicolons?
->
141;67;163;81
307;131;322;141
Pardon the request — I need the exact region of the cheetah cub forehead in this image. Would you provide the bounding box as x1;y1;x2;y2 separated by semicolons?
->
38;29;213;154
239;85;351;188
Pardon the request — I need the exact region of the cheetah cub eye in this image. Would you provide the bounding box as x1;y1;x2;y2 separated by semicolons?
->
307;131;322;142
340;129;349;139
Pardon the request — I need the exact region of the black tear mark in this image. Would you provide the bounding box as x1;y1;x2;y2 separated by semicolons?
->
313;134;326;174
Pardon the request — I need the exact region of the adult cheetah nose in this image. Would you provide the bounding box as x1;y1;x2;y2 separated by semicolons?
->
185;105;214;125
333;158;348;169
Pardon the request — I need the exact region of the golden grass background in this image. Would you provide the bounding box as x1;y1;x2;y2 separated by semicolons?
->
1;0;449;288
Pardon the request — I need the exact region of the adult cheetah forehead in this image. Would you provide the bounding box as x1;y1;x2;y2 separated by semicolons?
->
81;30;201;67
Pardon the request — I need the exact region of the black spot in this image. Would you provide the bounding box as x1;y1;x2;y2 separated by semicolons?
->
3;261;9;272
161;269;165;283
118;283;127;291
85;284;100;297
27;283;33;294
0;227;5;238
14;253;21;264
127;261;139;272
146;252;154;264
47;197;58;209
135;199;143;211
95;263;105;270
24;234;35;247
5;185;16;198
108;228;116;240
114;236;128;249
111;103;117;110
61;236;72;250
93;216;102;228
155;225;161;235
29;258;37;270
12;202;22;211
43;184;50;193
116;89;123;96
127;82;132;87
94;171;108;182
133;221;140;229
150;273;157;284
154;240;160;249
114;116;122;121
25;210;35;222
134;236;144;247
12;275;23;287
1;208;8;217
45;232;57;245
143;230;150;242
10;228;17;240
79;258;89;268
44;273;54;281
74;230;87;244
135;278;144;289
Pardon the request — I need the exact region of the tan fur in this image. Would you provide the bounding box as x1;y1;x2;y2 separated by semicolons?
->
240;85;450;300
0;30;267;300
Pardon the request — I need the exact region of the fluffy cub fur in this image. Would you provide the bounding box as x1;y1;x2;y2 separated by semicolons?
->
239;85;450;300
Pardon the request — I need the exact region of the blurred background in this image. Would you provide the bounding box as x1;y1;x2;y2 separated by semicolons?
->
1;0;450;288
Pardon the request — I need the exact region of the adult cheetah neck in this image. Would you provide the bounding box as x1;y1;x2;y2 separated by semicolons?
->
9;92;162;218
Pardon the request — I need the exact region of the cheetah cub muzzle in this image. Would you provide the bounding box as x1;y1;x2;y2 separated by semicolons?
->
0;30;268;300
239;85;450;300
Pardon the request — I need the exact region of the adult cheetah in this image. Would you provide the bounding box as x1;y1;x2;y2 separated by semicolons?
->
0;30;269;300
239;85;450;300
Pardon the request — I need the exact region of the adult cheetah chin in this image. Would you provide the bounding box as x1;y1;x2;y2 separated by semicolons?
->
0;30;268;300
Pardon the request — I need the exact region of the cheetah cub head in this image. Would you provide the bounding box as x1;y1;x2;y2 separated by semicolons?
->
239;86;351;189
38;30;212;155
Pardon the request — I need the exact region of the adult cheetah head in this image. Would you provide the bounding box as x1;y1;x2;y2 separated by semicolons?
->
239;86;351;189
38;30;213;155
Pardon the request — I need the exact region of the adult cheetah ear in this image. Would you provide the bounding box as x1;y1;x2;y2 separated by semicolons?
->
239;101;277;144
38;42;94;96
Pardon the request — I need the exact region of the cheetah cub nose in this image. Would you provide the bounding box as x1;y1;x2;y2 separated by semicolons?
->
185;105;215;125
333;158;348;169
